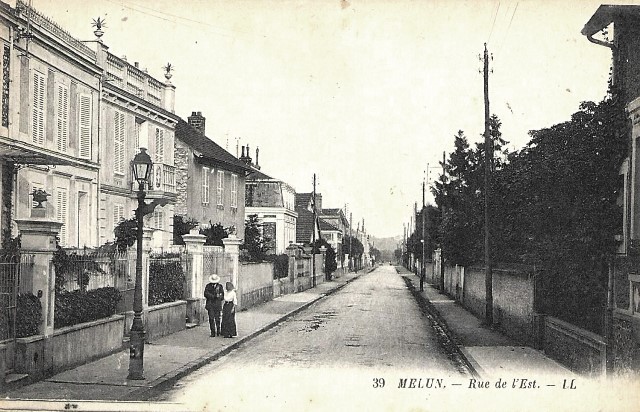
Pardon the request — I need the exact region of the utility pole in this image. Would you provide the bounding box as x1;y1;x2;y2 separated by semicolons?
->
440;151;446;292
421;176;426;292
349;212;353;272
483;42;494;326
312;173;316;288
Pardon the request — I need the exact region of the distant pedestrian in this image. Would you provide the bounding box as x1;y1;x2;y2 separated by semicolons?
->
204;274;224;337
221;281;237;338
420;268;425;292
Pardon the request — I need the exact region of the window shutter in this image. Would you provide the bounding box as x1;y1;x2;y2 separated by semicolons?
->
32;71;45;145
231;174;237;208
155;128;164;163
217;171;224;205
56;188;68;246
202;167;209;204
113;204;124;232
78;94;91;159
114;111;125;174
56;83;69;152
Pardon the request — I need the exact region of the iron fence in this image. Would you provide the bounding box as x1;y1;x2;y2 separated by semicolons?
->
56;248;135;293
0;252;34;341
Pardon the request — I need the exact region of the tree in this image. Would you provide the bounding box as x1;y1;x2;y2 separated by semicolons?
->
313;238;337;275
242;214;269;262
199;221;230;246
173;215;199;245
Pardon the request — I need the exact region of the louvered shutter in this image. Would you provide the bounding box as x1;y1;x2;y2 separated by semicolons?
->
155;128;164;163
32;71;45;145
114;111;125;174
217;171;224;205
56;188;68;246
56;84;69;152
202;167;209;204
78;94;91;159
231;174;237;208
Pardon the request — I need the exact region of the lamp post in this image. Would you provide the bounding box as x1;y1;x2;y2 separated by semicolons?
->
128;148;152;380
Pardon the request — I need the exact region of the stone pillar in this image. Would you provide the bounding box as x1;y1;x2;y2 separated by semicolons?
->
14;219;61;337
141;227;153;309
182;230;206;324
222;234;242;300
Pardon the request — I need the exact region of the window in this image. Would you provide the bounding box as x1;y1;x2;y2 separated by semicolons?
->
155;127;164;163
113;204;125;232
153;210;164;231
202;167;209;204
217;170;224;206
114;110;125;175
32;70;46;145
55;83;69;152
56;188;68;246
231;174;238;208
78;94;92;159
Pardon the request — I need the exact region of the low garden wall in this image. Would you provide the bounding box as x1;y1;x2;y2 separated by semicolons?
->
542;315;606;376
15;315;125;378
238;262;274;310
123;300;186;342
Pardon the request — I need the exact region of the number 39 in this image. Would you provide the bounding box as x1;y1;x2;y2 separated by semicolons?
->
373;378;385;388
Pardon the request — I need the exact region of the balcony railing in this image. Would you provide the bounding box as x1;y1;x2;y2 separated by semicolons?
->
105;51;166;108
130;163;176;195
151;163;176;193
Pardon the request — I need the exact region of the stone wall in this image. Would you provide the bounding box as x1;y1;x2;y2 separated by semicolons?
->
238;262;273;309
173;139;191;217
611;313;640;376
543;315;606;376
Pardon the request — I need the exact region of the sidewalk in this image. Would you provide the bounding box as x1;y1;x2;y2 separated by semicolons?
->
2;270;365;406
396;266;573;380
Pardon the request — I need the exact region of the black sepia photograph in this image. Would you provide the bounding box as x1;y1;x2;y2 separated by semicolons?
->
0;0;639;411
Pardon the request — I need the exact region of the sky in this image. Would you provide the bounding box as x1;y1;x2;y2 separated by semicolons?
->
31;0;618;238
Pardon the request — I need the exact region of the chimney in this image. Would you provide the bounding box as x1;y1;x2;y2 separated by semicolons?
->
255;147;260;170
246;144;252;165
315;193;322;214
187;111;206;135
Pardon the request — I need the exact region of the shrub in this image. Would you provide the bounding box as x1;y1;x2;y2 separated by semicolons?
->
265;254;290;279
16;293;42;338
55;287;121;328
148;257;184;305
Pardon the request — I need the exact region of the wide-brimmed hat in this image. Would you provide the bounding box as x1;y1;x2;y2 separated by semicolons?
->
209;274;221;283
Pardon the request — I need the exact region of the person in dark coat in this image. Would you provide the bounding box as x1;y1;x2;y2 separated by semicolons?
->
204;274;224;337
221;281;237;338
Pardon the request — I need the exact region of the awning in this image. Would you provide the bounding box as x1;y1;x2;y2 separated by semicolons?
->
1;141;77;167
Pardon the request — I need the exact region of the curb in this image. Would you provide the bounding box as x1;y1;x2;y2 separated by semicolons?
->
125;273;364;401
398;270;481;380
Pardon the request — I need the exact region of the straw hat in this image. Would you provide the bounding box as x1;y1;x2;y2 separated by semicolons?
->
209;274;221;283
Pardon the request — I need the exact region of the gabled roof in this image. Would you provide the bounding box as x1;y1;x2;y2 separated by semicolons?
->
320;208;341;216
246;167;274;180
295;193;313;210
175;119;252;174
295;207;316;245
319;219;340;232
582;5;640;36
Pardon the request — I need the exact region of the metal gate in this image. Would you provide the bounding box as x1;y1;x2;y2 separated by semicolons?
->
0;253;21;341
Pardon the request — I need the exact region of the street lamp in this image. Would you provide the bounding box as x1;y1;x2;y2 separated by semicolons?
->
128;148;152;380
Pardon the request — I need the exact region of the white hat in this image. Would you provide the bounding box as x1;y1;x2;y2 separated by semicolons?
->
209;274;220;283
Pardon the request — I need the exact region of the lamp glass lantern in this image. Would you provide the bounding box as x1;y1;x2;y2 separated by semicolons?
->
132;148;153;187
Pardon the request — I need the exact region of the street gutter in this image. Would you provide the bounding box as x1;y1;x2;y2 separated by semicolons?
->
400;272;481;379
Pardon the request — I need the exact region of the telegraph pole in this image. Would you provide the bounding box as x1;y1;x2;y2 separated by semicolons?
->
349;212;353;272
421;176;426;291
483;42;494;326
312;173;316;288
440;151;446;292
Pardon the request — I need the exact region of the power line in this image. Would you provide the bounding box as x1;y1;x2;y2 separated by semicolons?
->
487;2;501;44
498;2;519;54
